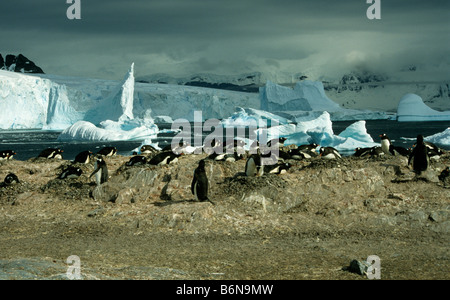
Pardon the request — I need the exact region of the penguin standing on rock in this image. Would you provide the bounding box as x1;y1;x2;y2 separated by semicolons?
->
90;157;108;185
408;135;429;175
379;133;393;155
245;150;264;177
191;160;214;204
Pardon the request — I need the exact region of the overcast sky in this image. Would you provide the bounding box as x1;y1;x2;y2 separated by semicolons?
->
1;0;449;81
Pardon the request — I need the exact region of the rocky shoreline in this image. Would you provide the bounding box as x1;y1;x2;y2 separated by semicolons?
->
0;150;449;280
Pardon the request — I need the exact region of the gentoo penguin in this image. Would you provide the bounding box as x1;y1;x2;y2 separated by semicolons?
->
126;155;147;166
370;146;385;157
267;137;287;148
408;135;429;175
4;173;19;185
379;133;393;155
59;166;83;180
140;145;159;155
354;147;373;158
148;151;180;166
264;162;292;175
97;147;117;157
74;151;93;164
297;143;319;158
245;151;264;177
90;157;108;185
191;160;214;204
438;167;449;184
207;151;243;162
319;147;341;159
0;150;16;160
38;148;64;159
391;146;411;157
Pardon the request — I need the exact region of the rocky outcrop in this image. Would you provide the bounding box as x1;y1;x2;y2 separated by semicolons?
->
0;54;44;74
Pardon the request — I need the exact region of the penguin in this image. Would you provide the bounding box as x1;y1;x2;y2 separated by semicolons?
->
126;155;147;166
408;135;429;175
74;151;93;164
297;143;319;158
59;166;83;180
354;147;373;158
245;151;264;177
191;160;213;204
264;162;292;175
4;173;19;185
391;146;411;157
0;150;16;160
162;140;189;155
90;157;108;185
379;133;394;155
140;145;159;155
97;147;117;157
148;151;181;166
207;151;243;162
267;137;287;148
438;167;449;184
370;146;385;157
287;148;306;160
38;148;64;159
319;147;341;159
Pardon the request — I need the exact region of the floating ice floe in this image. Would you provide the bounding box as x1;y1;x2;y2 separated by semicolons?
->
397;94;450;122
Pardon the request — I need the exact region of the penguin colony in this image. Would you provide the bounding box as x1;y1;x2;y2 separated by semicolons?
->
0;132;448;201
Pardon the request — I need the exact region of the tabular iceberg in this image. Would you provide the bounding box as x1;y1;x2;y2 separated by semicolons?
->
397;93;450;122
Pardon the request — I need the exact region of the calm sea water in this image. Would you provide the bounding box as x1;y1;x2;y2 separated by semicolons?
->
1;120;449;161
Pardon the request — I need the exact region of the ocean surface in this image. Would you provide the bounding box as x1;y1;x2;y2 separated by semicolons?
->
1;120;449;161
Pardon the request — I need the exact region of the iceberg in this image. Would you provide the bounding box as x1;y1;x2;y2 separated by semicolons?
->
256;111;378;152
259;80;389;121
221;107;293;128
57;63;159;142
425;127;450;146
0;70;81;129
397;93;450;122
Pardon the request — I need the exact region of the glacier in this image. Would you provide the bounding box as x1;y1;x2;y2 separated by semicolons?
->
397;93;450;122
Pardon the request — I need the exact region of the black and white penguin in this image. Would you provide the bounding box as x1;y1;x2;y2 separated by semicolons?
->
191;160;213;204
4;173;19;185
0;150;16;160
148;151;181;166
297;143;319;158
97;147;117;157
207;151;243;162
354;147;373;158
74;151;93;164
408;135;429;175
140;145;159;155
59;166;83;180
370;146;385;157
391;146;411;157
264;162;292;175
379;133;393;155
438;167;449;184
126;155;147;166
245;151;264;177
90;157;108;185
38;148;64;159
319;147;341;159
267;137;287;148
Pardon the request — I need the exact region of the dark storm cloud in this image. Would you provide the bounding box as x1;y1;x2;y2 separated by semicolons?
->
0;0;448;80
